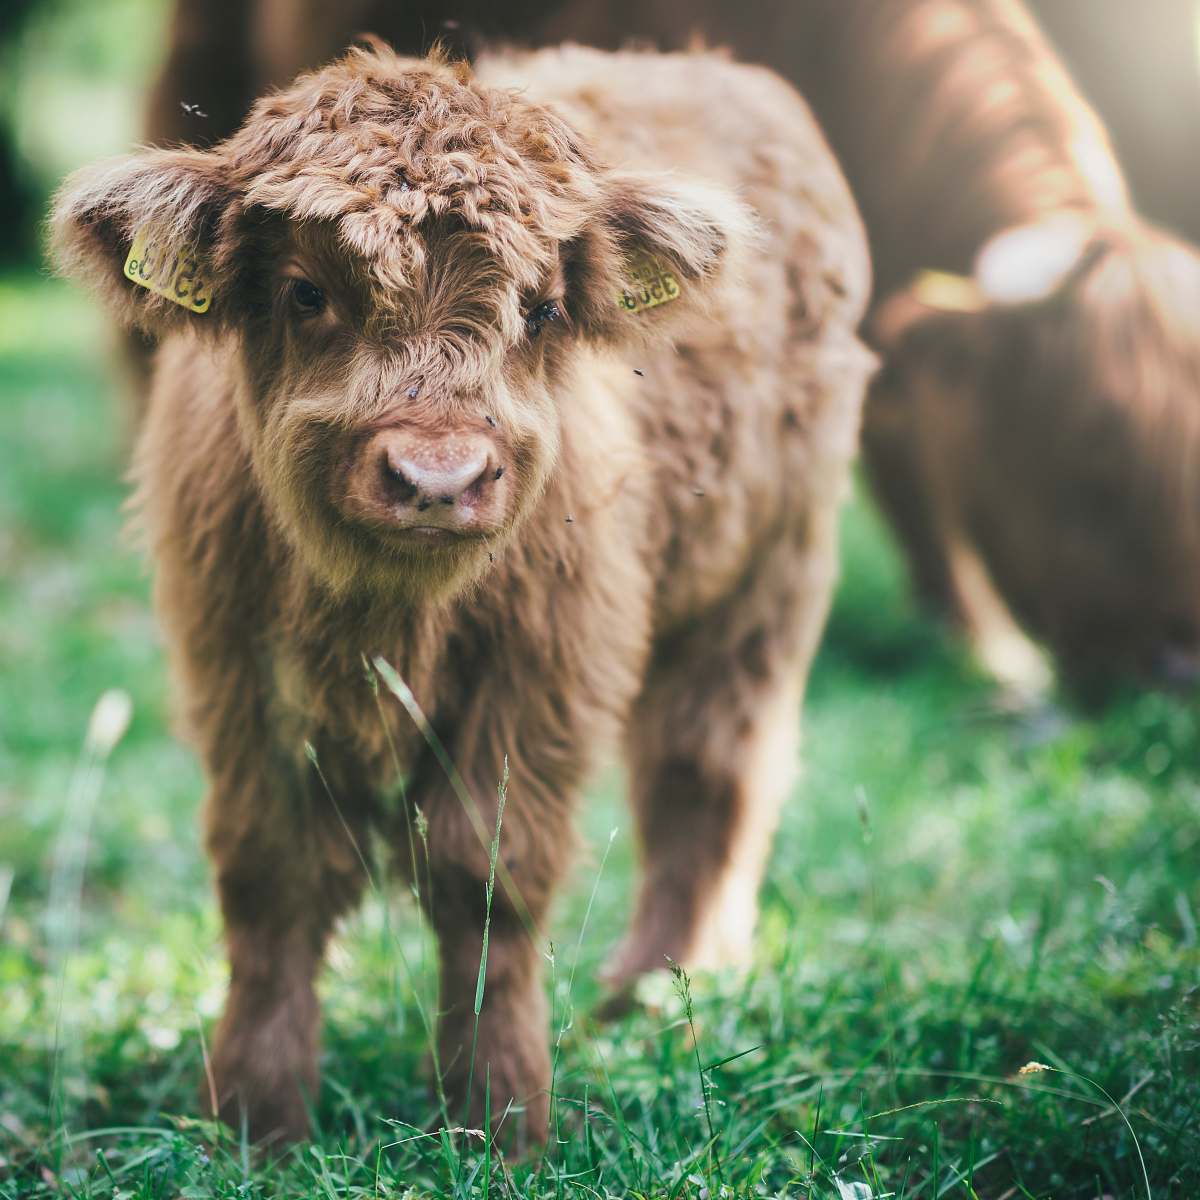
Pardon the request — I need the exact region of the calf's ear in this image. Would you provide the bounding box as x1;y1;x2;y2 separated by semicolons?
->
571;169;755;343
50;147;233;334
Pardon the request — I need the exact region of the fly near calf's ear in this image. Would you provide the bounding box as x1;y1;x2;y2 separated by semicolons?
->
49;147;233;334
573;169;755;343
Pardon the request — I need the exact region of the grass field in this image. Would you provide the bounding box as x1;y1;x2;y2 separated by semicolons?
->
1;272;1198;1199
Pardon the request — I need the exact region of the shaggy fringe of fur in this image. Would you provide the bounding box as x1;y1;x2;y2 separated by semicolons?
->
53;44;755;350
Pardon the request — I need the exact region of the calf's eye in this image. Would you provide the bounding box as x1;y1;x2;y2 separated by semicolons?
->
525;299;561;338
290;278;326;316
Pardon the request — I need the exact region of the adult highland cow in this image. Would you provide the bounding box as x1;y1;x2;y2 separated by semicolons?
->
771;0;1200;691
53;44;871;1143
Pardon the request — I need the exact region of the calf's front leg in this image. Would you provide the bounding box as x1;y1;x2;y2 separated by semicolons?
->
432;863;553;1148
204;748;371;1144
404;747;576;1151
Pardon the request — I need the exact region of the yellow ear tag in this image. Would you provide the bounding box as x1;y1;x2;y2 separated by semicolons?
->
617;256;681;314
910;269;986;314
123;227;212;313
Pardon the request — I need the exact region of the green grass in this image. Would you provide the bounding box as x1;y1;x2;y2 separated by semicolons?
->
1;272;1198;1199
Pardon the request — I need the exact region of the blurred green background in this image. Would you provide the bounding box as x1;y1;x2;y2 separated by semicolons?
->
1;0;167;264
1;4;1198;1198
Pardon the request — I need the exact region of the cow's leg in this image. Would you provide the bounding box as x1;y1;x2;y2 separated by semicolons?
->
606;517;837;989
860;365;966;620
399;710;583;1151
205;744;371;1144
865;352;1051;693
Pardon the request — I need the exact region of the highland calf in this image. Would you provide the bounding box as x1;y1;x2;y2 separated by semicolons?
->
53;45;871;1143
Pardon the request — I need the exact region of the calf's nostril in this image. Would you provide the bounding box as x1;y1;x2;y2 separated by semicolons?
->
380;453;418;503
459;457;497;505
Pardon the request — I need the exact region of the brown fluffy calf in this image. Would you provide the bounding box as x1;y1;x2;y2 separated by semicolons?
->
53;45;871;1143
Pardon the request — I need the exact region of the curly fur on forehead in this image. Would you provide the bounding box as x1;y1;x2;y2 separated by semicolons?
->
221;44;603;295
54;40;753;346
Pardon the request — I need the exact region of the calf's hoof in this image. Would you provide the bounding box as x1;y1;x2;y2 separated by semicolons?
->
204;1042;314;1146
442;1025;551;1154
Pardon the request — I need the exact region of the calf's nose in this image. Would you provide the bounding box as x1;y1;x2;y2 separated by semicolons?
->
377;432;493;509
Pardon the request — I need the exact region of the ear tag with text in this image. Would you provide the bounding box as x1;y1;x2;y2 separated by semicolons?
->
123;227;211;313
617;256;681;314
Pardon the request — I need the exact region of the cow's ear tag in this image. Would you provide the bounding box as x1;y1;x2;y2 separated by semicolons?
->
123;227;212;313
910;269;987;314
617;255;682;314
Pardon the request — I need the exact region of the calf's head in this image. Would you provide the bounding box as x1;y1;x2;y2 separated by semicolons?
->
52;45;749;599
